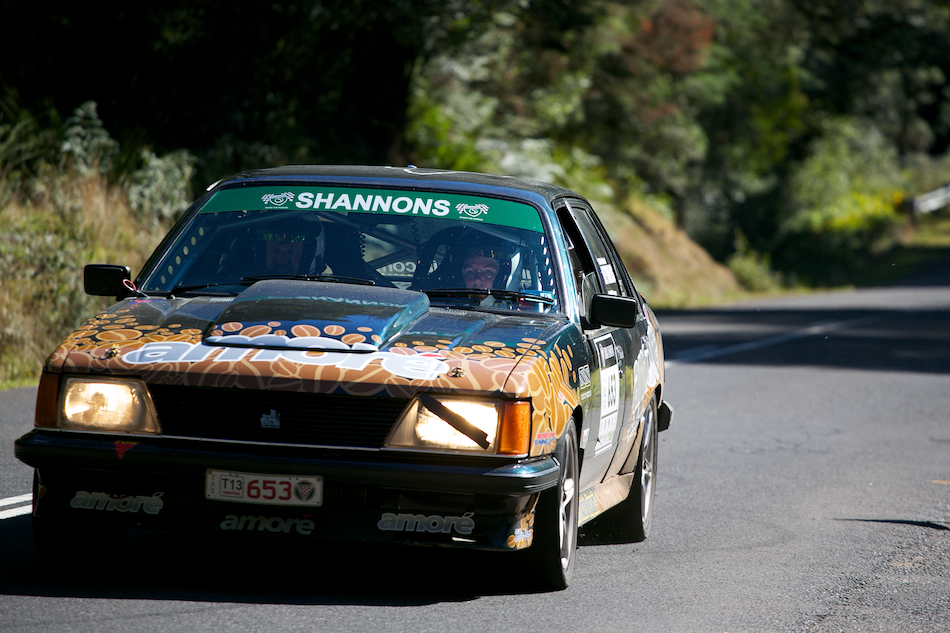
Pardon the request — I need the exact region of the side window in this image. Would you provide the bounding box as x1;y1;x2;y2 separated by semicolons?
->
582;203;644;305
556;205;601;313
565;201;623;297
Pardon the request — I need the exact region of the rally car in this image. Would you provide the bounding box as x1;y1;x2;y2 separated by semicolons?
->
15;165;671;590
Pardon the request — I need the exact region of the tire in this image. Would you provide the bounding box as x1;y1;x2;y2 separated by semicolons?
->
628;397;658;541
31;471;129;565
597;397;658;542
526;422;579;590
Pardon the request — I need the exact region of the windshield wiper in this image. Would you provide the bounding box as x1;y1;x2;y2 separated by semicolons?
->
167;281;254;297
240;274;376;286
168;274;376;298
423;288;555;304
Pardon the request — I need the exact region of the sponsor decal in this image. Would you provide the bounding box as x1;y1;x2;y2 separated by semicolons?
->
70;491;164;514
220;514;315;535
631;335;657;416
577;489;601;524
200;187;545;232
597;256;617;287
507;527;533;548
533;430;555;447
594;334;621;456
578;363;592;400
456;203;489;219
377;512;475;535
294;481;316;502
378;261;417;276
260;409;281;429
114;441;139;459
123;337;450;381
261;192;296;207
578;364;591;387
296;191;452;216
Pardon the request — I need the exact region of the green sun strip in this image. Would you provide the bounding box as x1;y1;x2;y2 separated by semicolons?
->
199;186;544;232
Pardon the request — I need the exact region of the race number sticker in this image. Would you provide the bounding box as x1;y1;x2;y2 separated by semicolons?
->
596;257;618;295
593;334;621;455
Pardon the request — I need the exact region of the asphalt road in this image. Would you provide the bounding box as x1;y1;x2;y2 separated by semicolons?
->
1;268;948;632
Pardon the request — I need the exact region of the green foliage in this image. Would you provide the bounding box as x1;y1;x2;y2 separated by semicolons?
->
60;101;119;176
775;117;904;283
405;69;492;172
0;197;106;382
127;148;197;225
4;0;950;321
727;232;783;292
0;95;57;207
0;102;175;383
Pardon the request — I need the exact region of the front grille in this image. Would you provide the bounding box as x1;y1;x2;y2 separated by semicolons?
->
148;384;410;449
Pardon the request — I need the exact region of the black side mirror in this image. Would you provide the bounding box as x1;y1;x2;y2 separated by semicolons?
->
589;294;641;328
84;264;132;297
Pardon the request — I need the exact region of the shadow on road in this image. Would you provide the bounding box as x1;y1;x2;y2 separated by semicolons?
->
655;253;950;374
0;515;630;604
656;305;950;374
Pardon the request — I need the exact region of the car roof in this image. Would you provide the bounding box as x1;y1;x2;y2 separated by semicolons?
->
213;165;581;208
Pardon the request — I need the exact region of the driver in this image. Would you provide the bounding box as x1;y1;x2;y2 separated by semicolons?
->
254;216;326;275
460;237;512;290
461;251;500;289
263;232;306;272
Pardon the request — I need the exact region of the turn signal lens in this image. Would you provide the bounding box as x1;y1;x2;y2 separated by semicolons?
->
34;372;60;428
496;401;531;455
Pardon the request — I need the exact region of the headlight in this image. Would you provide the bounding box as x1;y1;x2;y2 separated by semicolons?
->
385;394;530;455
59;377;160;434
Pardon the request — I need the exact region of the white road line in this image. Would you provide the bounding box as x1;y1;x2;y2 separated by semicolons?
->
668;313;888;365
0;493;33;508
0;505;32;520
0;494;33;520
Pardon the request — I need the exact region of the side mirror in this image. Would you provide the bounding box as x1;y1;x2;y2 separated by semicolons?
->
84;264;132;297
589;294;641;328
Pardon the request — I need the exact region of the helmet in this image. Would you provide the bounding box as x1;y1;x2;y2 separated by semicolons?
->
413;227;524;291
459;242;512;290
254;215;325;275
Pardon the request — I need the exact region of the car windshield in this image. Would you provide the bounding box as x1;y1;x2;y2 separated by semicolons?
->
139;185;560;313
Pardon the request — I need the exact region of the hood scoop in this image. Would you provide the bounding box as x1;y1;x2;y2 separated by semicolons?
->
203;279;429;351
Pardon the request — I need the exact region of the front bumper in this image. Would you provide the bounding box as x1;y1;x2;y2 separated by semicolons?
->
15;430;559;550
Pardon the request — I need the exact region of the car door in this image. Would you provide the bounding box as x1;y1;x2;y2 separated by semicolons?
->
555;199;647;491
581;202;654;480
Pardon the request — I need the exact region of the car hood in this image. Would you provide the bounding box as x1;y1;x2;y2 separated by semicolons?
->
48;280;575;399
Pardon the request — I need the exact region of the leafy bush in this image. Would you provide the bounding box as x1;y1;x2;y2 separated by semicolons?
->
60;101;119;175
0;102;180;385
776;117;904;284
0;193;107;383
727;232;783;292
127;148;197;225
0;96;57;207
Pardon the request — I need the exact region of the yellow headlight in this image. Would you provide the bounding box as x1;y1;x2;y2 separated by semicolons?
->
61;378;160;434
386;396;530;455
414;399;499;449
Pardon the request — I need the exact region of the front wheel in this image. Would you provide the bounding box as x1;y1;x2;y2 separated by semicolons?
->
525;422;578;590
628;397;658;541
595;397;658;542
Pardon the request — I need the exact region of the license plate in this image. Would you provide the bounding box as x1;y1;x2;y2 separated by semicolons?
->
205;470;323;507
